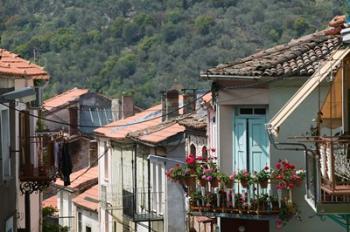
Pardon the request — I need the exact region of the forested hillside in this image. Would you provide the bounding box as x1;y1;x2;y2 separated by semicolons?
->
0;0;347;107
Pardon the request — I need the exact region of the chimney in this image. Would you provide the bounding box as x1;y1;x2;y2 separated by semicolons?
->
160;91;166;122
166;89;179;121
122;95;134;119
182;89;196;114
111;99;121;120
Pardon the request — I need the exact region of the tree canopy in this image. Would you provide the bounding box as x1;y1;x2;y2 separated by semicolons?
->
0;0;347;107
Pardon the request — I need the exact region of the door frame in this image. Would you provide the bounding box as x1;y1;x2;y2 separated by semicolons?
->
233;106;269;172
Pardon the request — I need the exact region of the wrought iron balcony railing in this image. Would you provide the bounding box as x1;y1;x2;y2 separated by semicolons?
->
122;189;164;222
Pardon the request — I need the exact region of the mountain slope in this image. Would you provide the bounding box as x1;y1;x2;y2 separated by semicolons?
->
0;0;347;107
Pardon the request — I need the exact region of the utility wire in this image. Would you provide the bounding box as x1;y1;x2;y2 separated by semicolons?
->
0;90;211;129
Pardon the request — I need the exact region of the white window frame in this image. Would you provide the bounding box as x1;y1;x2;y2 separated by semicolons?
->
0;106;11;179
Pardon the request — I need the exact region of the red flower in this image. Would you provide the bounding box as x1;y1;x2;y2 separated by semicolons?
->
185;154;196;165
275;163;281;169
196;156;203;161
264;165;269;171
176;163;180;167
211;148;216;153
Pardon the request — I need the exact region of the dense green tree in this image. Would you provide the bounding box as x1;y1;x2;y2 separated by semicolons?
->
0;0;348;108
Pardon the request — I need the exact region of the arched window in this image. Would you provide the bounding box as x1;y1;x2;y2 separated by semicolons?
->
190;144;196;157
202;146;208;160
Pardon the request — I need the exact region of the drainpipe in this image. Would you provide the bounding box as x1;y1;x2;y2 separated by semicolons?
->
25;192;30;232
148;156;151;232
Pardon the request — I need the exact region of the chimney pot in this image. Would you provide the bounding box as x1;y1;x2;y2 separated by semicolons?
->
165;89;179;121
122;95;134;119
182;89;196;114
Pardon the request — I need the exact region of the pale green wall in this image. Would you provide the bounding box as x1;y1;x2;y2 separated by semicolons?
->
216;79;344;232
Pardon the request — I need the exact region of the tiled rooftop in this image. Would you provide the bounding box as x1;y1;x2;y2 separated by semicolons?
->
73;184;99;212
42;195;57;209
178;115;207;130
128;119;186;144
43;87;88;111
55;166;98;192
0;49;49;79
203;30;341;78
95;104;162;140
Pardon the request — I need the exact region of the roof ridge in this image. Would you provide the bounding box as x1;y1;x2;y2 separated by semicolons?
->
44;87;88;104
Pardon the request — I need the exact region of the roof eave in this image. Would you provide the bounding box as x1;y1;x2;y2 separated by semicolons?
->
200;73;262;81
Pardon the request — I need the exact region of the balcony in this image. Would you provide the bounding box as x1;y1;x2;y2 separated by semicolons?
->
122;189;164;222
305;136;350;214
166;156;305;227
19;134;57;193
188;181;287;221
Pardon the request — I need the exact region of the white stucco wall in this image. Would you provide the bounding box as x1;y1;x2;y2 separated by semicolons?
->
58;190;74;231
75;206;98;232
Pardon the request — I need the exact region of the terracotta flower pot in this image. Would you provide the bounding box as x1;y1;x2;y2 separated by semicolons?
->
259;180;268;189
225;179;234;188
199;179;207;187
240;179;249;188
183;176;196;188
211;178;219;188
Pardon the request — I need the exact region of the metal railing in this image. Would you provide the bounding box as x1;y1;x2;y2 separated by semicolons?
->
122;189;164;222
305;136;350;213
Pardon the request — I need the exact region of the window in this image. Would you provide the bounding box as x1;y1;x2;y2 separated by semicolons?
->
202;146;208;160
85;226;92;232
122;189;134;218
105;212;109;232
190;144;196;157
104;142;109;180
1;109;11;178
78;212;82;232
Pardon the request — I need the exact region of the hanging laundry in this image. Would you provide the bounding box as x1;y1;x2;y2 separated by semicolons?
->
54;142;60;169
61;142;72;186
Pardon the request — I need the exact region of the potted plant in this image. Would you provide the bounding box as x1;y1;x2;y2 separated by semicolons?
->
165;164;184;183
236;170;252;188
218;172;235;188
255;166;270;188
271;160;306;191
189;190;202;207
201;167;219;188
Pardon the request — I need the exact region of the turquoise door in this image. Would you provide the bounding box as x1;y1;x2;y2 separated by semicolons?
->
234;110;269;172
234;118;248;171
248;118;269;172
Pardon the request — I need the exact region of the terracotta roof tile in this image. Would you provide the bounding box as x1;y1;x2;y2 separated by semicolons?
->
135;122;185;144
43;88;88;111
202;92;212;104
0;49;49;79
127;114;198;144
95;104;162;140
42;195;57;209
55;166;98;191
203;31;341;78
178;115;207;130
73;184;98;212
